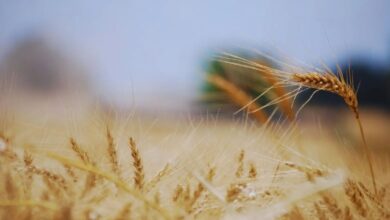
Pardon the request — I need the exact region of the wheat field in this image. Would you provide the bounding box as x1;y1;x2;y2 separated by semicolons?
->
0;56;390;220
0;109;389;219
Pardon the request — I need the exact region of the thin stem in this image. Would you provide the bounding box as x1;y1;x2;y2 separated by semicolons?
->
0;200;58;210
355;113;377;195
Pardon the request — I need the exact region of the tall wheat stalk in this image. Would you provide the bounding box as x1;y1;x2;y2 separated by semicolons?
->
292;72;376;194
206;74;268;123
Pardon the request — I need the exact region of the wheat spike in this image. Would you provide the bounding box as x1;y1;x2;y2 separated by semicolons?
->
23;150;33;197
128;137;145;190
31;166;68;191
189;183;204;212
207;166;216;182
145;163;171;192
321;193;342;218
69;138;91;164
172;185;184;202
248;162;257;179
69;138;98;196
24;151;68;191
345;179;368;217
314;202;328;220
106;127;120;176
292;72;358;114
284;161;325;182
358;182;390;218
235;149;245;178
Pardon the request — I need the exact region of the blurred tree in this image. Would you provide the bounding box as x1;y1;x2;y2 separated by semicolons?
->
0;34;90;96
0;33;94;119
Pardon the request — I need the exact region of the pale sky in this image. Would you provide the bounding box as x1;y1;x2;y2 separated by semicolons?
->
0;1;389;111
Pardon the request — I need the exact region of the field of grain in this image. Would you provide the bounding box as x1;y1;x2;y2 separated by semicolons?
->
1;52;390;220
0;105;389;220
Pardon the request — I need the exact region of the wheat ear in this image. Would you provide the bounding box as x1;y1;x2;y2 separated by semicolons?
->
292;72;377;194
69;138;91;164
292;72;358;114
106;127;120;176
128;137;145;190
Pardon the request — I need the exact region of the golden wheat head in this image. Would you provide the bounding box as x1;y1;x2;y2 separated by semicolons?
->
292;72;358;116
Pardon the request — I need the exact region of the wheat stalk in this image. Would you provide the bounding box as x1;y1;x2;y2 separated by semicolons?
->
259;66;295;121
206;74;268;123
292;72;377;194
0;200;58;210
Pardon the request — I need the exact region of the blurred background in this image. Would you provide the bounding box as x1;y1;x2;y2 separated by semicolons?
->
0;0;389;118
